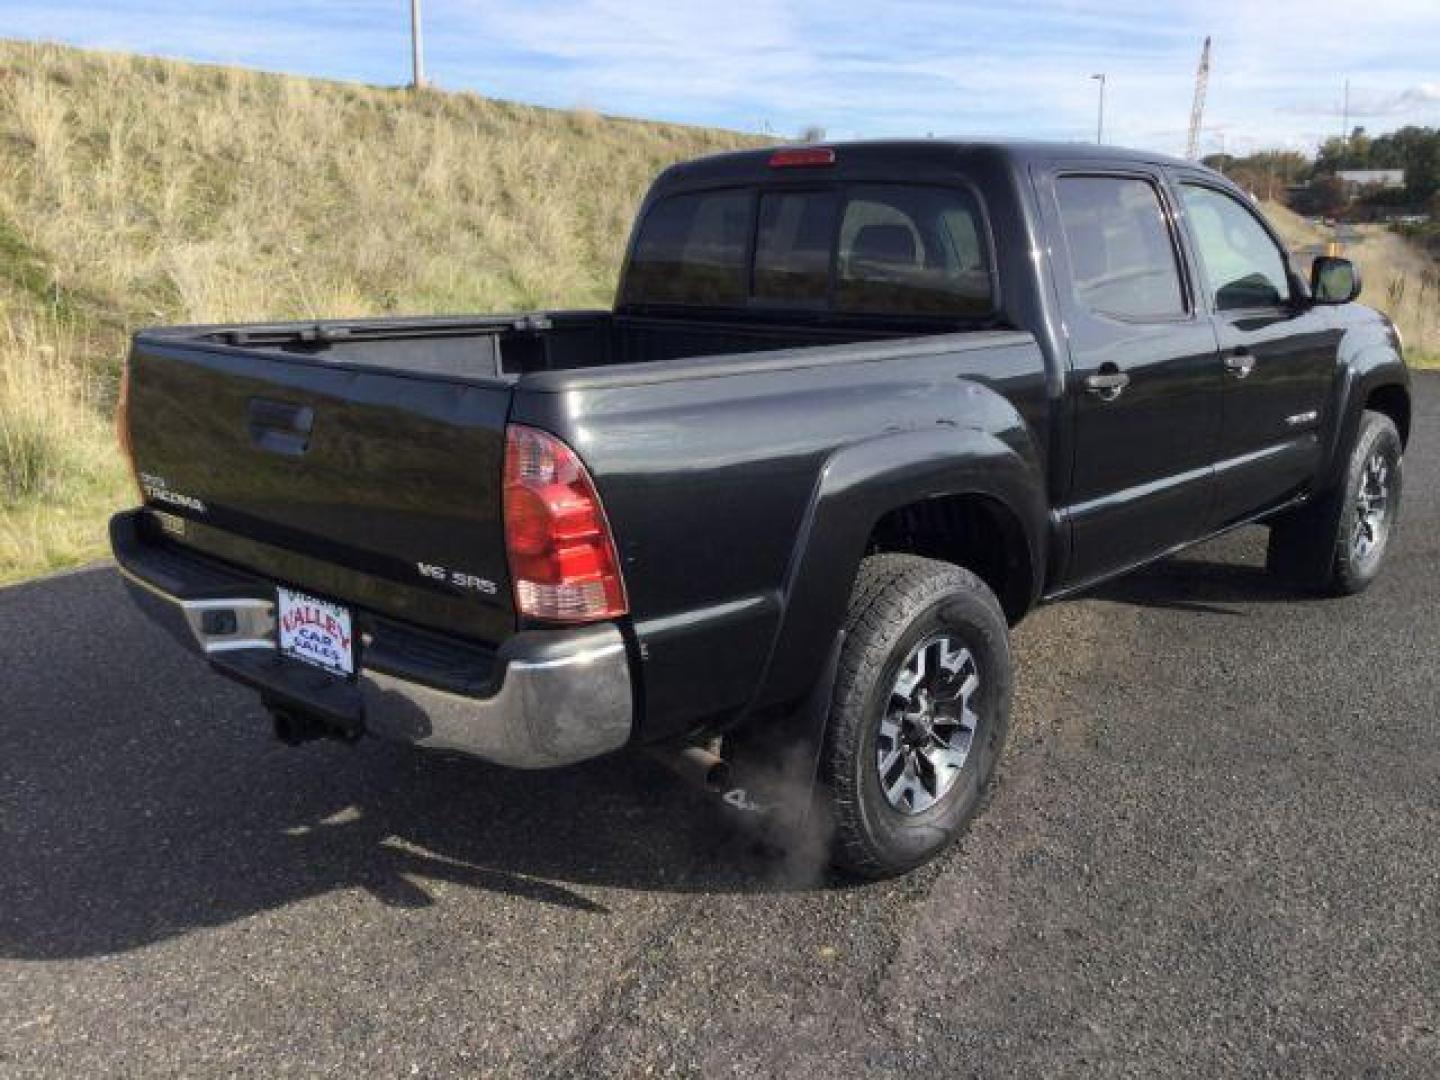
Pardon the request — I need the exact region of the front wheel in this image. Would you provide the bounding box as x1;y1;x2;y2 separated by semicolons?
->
822;555;1013;879
1267;410;1403;595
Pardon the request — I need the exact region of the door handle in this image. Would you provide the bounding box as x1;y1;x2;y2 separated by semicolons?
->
248;398;315;456
1223;350;1256;378
1083;369;1130;401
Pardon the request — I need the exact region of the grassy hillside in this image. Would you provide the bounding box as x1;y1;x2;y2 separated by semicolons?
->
3;42;1434;584
0;40;763;581
1263;200;1440;367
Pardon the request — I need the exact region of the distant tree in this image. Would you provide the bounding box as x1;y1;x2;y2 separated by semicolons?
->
1347;126;1372;168
1406;135;1440;203
1200;127;1437;215
1293;174;1348;217
1227;165;1269;197
1314;136;1348;174
1251;150;1310;185
798;125;827;143
1203;149;1312;201
1312;125;1440;206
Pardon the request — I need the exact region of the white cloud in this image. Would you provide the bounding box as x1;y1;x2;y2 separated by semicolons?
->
436;0;1440;154
7;0;1440;155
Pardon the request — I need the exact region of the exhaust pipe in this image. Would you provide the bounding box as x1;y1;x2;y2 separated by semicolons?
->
648;744;732;793
270;706;329;746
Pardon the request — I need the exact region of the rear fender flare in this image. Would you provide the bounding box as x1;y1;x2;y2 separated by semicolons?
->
749;420;1046;713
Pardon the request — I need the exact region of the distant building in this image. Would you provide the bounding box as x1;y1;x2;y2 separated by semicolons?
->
1336;169;1405;193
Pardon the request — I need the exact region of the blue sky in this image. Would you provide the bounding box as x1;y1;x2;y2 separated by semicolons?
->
6;1;1439;156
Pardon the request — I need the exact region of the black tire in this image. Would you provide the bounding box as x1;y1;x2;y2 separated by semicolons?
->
822;555;1013;879
1266;410;1403;596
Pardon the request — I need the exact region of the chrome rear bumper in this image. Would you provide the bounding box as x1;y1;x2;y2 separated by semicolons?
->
113;516;634;769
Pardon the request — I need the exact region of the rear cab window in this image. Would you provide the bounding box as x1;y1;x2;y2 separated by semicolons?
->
754;190;839;305
623;183;994;319
623;190;752;306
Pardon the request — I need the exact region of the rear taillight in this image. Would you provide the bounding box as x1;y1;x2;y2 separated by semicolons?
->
503;425;627;623
115;357;142;500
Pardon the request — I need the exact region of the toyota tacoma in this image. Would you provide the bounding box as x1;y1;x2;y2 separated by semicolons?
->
112;141;1411;877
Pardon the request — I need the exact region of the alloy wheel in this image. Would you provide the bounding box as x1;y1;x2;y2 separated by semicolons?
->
1353;448;1394;563
876;634;980;815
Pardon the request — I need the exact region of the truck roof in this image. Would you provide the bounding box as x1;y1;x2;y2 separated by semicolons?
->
656;138;1217;191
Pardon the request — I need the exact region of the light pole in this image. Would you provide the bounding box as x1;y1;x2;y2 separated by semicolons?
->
410;0;426;89
1090;73;1106;144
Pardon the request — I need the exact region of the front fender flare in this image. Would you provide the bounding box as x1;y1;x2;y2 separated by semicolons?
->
1321;335;1410;491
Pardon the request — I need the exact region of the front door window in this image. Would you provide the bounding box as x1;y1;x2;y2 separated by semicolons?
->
1179;185;1290;311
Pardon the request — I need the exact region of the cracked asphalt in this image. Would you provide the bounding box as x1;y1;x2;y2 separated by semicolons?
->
2;375;1436;1077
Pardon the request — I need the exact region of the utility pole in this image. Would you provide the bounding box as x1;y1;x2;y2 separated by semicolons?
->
1341;78;1350;150
1186;36;1211;160
1091;73;1106;144
410;0;426;89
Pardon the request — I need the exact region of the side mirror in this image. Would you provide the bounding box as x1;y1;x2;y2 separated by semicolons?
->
1310;256;1362;305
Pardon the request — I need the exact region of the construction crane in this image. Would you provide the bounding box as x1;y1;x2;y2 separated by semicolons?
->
1186;36;1212;160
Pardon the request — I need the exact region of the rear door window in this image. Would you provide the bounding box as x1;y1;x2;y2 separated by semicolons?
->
623;189;751;306
1055;176;1186;320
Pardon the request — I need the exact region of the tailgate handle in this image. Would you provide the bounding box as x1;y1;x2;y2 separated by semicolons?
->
248;398;315;457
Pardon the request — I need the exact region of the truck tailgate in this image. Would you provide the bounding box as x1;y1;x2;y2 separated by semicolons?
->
126;337;515;644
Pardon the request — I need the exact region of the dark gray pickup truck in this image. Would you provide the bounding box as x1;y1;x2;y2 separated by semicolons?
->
113;141;1410;877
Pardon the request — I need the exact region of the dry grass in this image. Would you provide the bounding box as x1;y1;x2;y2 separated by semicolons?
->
1380;270;1440;370
0;39;763;580
1263;201;1440;369
0;310;128;581
16;41;1426;586
1;40;761;323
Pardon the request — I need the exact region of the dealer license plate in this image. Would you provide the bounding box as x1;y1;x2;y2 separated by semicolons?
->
276;588;355;678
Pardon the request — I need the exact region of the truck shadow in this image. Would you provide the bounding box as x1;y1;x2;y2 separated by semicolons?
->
0;534;1302;961
0;569;821;962
0;729;804;961
1085;528;1316;616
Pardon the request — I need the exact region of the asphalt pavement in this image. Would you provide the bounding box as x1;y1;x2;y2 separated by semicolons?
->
2;376;1437;1077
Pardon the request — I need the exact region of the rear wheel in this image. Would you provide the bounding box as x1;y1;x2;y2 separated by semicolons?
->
822;555;1012;879
1266;410;1403;595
